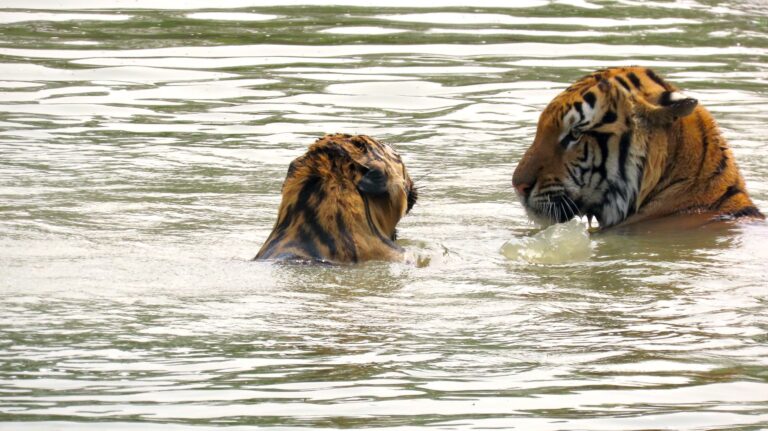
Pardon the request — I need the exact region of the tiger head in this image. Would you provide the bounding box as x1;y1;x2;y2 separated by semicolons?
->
255;134;417;263
512;67;701;228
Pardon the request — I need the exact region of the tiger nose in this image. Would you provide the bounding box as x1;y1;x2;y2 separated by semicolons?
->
514;182;532;197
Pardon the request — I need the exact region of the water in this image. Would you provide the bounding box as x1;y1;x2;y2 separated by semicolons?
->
500;219;593;264
1;1;768;429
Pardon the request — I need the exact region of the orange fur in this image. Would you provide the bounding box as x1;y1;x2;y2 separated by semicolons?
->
513;67;762;229
255;134;416;263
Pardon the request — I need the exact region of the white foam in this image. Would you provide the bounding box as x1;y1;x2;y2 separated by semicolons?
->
500;219;593;264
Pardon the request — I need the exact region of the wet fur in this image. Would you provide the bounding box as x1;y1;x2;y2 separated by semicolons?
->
255;134;417;263
513;66;763;229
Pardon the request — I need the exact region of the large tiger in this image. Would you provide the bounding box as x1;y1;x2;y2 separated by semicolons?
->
255;133;417;263
512;66;763;229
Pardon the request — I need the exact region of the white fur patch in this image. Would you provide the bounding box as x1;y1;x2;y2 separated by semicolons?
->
579;102;595;126
669;91;688;101
559;103;597;142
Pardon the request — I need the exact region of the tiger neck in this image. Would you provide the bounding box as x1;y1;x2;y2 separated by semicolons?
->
256;195;402;263
632;108;759;223
357;194;402;254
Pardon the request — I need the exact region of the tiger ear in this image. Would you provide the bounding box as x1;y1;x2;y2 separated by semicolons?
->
357;167;389;195
646;94;698;126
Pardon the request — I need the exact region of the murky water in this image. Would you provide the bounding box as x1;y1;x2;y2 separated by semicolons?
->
2;1;768;429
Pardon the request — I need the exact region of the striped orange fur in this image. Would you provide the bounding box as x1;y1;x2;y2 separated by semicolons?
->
255;134;417;263
513;66;763;229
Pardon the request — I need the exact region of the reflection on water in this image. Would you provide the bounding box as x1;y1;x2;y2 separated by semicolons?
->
1;1;768;430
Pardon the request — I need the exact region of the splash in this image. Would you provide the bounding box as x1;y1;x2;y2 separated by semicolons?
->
500;218;593;264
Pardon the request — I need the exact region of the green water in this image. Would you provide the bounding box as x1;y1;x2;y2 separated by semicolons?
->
1;1;768;430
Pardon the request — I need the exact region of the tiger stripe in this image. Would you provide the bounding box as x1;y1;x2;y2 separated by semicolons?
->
255;134;417;263
513;66;763;229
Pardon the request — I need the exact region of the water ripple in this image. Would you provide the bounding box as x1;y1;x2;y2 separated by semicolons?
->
2;2;768;430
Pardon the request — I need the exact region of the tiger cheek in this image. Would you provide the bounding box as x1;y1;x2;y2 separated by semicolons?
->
390;174;409;218
397;188;408;218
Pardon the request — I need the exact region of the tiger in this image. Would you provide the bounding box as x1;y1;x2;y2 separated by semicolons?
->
255;133;417;264
512;66;763;229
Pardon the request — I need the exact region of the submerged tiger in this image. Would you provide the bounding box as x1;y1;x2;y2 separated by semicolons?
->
255;133;417;264
512;66;763;229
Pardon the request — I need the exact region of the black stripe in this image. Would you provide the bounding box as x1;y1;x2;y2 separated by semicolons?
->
567;165;584;187
275;204;294;232
310;143;347;161
591;132;612;184
629;162;645;217
598;110;617;126
645;69;672;91
729;206;763;218
664;178;689;189
711;185;744;210
350;136;366;146
644;177;687;203
406;186;418;214
361;194;398;249
256;236;283;259
615;76;631;91
582;91;596;108
293;175;340;258
255;202;296;259
618;131;632;181
627;72;642;89
368;147;385;161
295;227;323;260
286;159;300;178
293;175;324;216
298;179;338;258
695;112;709;178
574;101;584;118
335;210;358;262
626;194;637;218
607;176;638;219
709;153;728;180
599;180;631;224
362;136;386;161
577;142;590;162
559;133;574;149
304;212;337;258
659;91;673;106
579;165;589;185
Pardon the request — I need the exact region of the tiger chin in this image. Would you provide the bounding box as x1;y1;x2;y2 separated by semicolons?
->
513;66;764;230
255;133;417;264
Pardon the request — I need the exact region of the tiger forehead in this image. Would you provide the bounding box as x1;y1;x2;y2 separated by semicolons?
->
545;77;602;117
544;66;677;126
543;91;597;129
560;67;677;100
312;133;401;163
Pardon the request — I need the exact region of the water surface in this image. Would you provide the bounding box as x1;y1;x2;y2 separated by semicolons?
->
1;1;768;429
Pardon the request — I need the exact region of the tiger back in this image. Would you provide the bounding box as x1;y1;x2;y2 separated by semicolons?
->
255;134;417;264
512;66;763;229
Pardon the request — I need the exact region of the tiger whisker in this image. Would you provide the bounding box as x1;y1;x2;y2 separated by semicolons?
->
546;198;555;224
412;169;435;182
563;195;581;219
562;200;573;220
